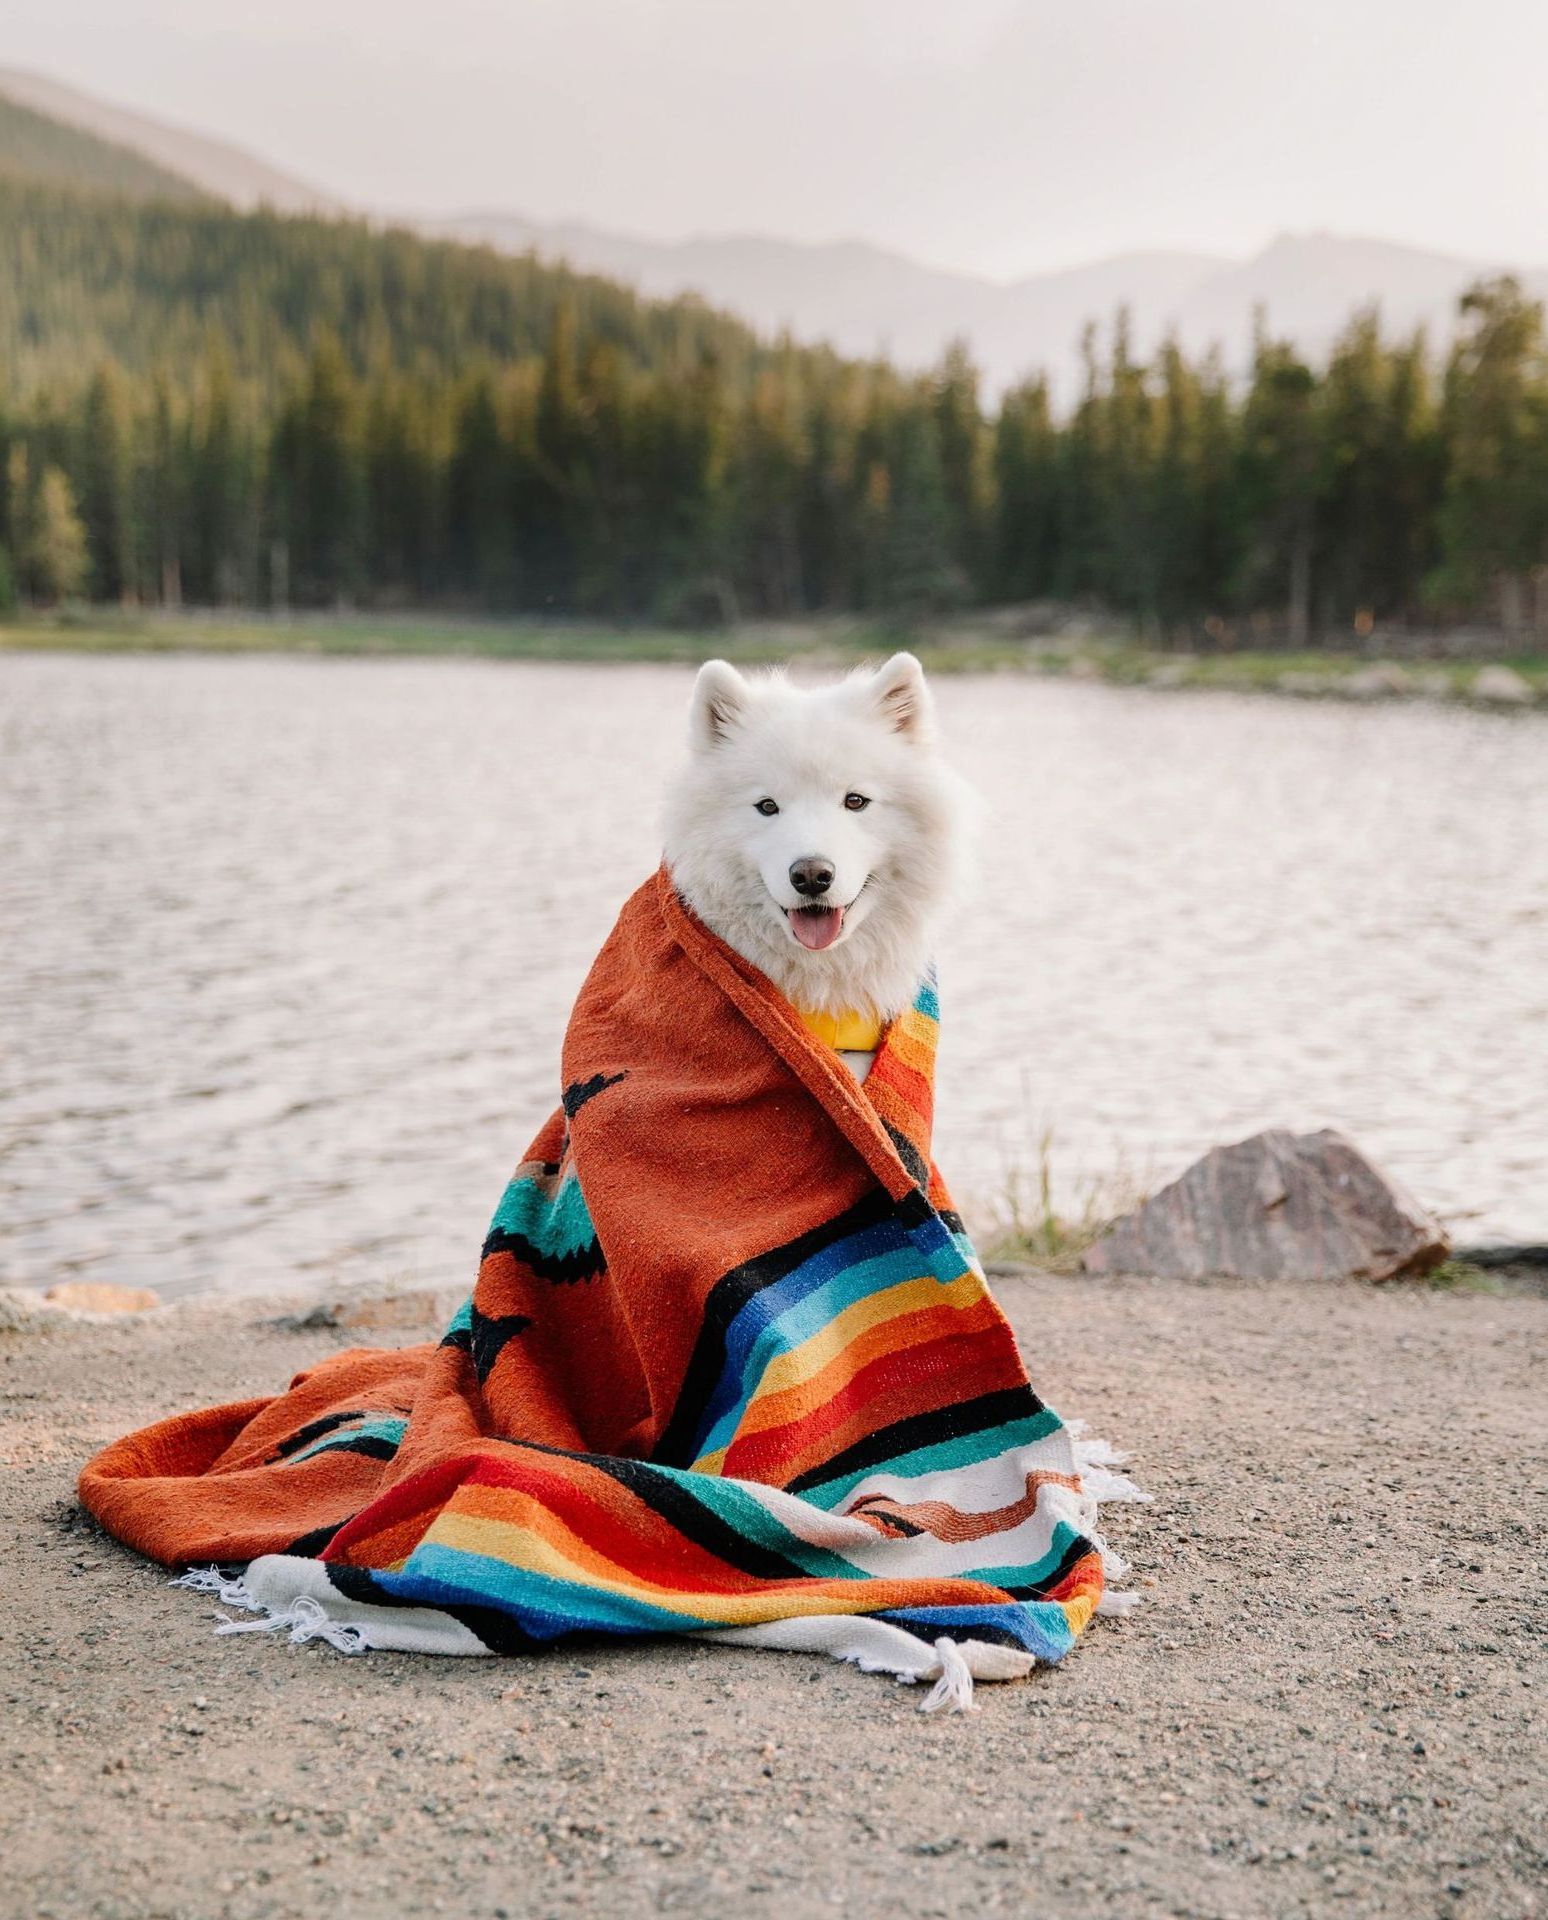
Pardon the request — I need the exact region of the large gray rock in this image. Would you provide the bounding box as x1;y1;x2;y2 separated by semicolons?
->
1081;1128;1450;1282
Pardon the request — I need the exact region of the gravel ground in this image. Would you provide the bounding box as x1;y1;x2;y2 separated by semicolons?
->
1;1272;1543;1920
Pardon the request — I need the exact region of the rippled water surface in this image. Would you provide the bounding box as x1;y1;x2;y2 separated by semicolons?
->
3;652;1544;1298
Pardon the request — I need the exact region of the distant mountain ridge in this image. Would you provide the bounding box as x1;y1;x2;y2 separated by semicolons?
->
442;211;1548;397
4;63;1546;396
433;212;1227;395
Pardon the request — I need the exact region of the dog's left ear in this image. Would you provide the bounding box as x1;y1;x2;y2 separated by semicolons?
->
864;652;934;744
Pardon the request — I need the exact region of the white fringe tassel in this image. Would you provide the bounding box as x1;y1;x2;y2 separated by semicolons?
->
918;1636;977;1714
1069;1423;1153;1622
171;1567;368;1654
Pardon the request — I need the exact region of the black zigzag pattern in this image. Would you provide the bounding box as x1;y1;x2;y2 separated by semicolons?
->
468;1309;533;1385
479;1228;606;1285
561;1071;627;1118
286;1518;351;1557
268;1410;369;1462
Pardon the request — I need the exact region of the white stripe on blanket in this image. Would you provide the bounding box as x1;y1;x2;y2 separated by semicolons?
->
172;1428;1145;1712
177;1562;1025;1712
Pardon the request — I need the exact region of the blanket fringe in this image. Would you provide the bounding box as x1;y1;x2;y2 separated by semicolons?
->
918;1636;977;1714
165;1417;1150;1700
1067;1424;1151;1619
171;1567;368;1655
900;1422;1150;1711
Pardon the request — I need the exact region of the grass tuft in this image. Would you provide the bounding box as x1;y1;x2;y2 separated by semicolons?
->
978;1126;1149;1275
1420;1259;1505;1295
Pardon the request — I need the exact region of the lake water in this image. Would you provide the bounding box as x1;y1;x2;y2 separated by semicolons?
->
2;651;1544;1300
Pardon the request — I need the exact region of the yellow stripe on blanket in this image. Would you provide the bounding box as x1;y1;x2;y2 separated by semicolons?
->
428;1510;1019;1626
746;1270;986;1405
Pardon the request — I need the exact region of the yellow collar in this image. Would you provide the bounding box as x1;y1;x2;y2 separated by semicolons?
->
796;1005;885;1052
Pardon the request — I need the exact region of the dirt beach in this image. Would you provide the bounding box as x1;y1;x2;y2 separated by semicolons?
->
2;1272;1542;1920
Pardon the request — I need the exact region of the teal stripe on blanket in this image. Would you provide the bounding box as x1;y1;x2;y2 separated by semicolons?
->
488;1167;595;1258
283;1415;408;1466
656;1475;866;1582
957;1520;1094;1595
392;1543;716;1637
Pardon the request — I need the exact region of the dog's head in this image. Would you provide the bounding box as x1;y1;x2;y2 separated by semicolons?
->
663;654;966;1016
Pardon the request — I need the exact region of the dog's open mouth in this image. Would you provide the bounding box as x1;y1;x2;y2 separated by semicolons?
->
786;904;845;951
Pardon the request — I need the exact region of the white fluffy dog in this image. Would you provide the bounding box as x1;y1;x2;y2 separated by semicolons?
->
663;653;967;1075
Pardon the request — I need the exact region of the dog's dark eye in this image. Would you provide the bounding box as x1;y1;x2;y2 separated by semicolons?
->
754;797;780;816
843;792;871;812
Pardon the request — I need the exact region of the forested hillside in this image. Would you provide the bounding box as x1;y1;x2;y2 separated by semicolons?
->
0;96;201;205
0;64;328;213
0;177;768;394
2;172;1546;636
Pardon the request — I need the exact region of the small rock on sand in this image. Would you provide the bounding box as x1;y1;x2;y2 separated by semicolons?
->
267;1287;450;1333
1471;664;1534;704
1343;663;1412;698
42;1281;162;1315
1276;670;1340;696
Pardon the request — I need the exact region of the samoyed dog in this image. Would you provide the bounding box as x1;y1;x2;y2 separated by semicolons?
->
663;652;968;1077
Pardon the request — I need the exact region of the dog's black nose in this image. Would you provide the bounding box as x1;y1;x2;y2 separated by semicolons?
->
789;857;835;898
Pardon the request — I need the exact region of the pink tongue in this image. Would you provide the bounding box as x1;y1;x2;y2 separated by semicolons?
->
790;906;844;951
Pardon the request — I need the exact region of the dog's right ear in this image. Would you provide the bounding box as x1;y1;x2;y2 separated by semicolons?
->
689;660;750;751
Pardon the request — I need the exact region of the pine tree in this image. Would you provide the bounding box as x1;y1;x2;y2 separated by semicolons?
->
445;372;512;605
729;360;808;617
637;349;733;623
140;370;184;608
1434;277;1548;630
188;347;255;605
26;463;91;603
1101;311;1162;629
874;395;963;622
991;375;1059;601
1317;313;1441;631
1055;325;1106;599
931;341;989;593
1151;336;1205;629
527;304;586;609
364;375;442;603
269;335;365;606
794;361;866;613
1239;323;1321;642
77;364;135;601
1191;349;1245;630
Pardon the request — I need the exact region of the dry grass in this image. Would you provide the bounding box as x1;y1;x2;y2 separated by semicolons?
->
977;1126;1150;1274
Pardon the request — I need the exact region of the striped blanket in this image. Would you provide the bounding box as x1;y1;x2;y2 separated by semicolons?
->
79;868;1141;1708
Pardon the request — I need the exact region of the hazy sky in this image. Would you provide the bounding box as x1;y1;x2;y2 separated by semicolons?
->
7;0;1546;277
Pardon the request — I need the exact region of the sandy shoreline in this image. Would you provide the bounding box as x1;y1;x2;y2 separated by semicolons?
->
4;616;1545;714
3;1272;1543;1920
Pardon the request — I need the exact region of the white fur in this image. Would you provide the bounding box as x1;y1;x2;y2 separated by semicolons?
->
662;654;969;1022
